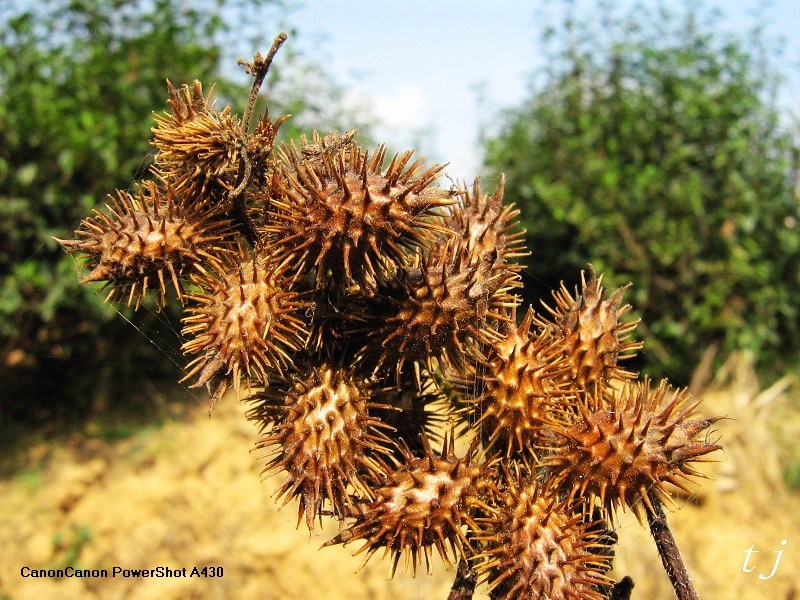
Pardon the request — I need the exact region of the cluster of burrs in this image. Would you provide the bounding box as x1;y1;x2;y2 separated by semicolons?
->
57;35;722;600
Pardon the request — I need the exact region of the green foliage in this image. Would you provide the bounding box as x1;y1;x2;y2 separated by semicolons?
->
483;3;800;382
783;461;800;492
0;0;374;425
0;0;225;423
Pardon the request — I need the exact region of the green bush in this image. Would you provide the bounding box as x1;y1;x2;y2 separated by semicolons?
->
483;4;800;382
0;1;231;423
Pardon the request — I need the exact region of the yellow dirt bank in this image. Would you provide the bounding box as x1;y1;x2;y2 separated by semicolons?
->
2;355;798;599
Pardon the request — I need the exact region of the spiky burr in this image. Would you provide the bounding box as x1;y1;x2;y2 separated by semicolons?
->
362;236;519;379
537;269;642;391
252;363;395;529
472;476;614;600
180;245;308;396
544;379;722;520
55;181;230;308
151;81;242;211
324;433;486;577
446;175;528;271
264;143;456;292
463;306;578;461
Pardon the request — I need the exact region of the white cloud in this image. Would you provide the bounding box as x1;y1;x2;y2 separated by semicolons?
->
371;85;429;132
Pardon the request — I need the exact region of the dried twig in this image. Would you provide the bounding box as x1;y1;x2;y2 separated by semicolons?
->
447;559;477;600
239;32;288;133
229;32;288;245
646;492;700;600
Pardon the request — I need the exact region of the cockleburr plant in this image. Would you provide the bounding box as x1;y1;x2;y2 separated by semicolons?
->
545;379;722;521
473;474;615;600
55;181;233;309
56;33;722;600
253;363;394;528
180;243;309;404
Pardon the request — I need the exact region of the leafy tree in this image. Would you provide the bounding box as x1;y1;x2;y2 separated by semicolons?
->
483;3;800;382
0;0;374;426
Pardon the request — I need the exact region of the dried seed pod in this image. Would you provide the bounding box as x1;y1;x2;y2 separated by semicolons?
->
246;109;291;186
465;306;578;461
472;476;614;600
56;181;229;309
324;433;485;577
265;143;456;292
253;363;395;529
152;81;243;211
181;245;308;394
445;175;528;270
537;268;642;391
545;379;723;520
363;237;518;379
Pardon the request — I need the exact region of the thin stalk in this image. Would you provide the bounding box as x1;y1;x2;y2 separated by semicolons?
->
645;492;700;600
229;32;288;246
229;145;257;246
240;32;288;133
447;559;476;600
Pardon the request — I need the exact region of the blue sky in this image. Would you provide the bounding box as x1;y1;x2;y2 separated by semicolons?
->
280;0;800;182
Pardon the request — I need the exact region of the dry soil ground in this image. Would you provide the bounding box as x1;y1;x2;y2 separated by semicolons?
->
1;354;798;600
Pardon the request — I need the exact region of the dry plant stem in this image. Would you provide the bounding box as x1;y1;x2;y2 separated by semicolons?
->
447;559;476;600
229;32;288;246
241;32;288;132
230;145;257;246
645;492;700;600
